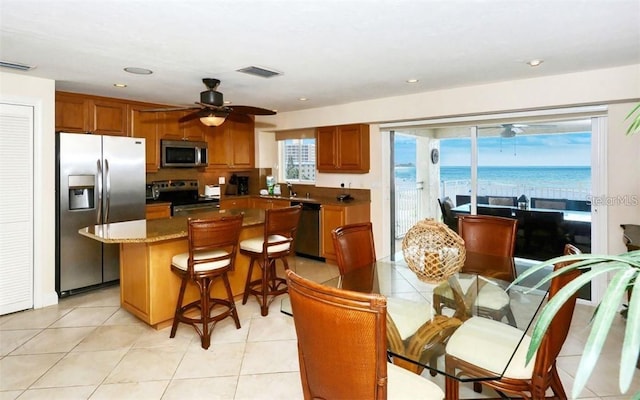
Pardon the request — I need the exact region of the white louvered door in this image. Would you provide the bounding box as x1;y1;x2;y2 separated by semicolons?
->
0;103;34;315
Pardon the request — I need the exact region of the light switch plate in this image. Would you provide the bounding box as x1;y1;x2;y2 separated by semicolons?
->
219;176;225;185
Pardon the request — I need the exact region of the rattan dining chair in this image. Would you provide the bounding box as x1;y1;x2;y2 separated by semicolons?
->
331;222;376;274
444;244;582;400
169;214;243;349
240;205;301;316
433;214;518;326
286;269;445;399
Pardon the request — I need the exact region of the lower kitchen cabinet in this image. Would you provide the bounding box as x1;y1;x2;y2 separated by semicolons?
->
220;197;250;209
320;202;370;263
250;197;291;210
145;203;171;220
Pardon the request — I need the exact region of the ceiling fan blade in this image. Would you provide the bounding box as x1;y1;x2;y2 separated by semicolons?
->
230;105;276;116
140;106;200;112
226;112;253;124
179;110;206;122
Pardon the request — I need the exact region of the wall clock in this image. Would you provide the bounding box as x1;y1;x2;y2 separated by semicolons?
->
430;148;439;164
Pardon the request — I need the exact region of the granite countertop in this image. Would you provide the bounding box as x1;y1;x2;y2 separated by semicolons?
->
79;208;264;244
253;194;370;207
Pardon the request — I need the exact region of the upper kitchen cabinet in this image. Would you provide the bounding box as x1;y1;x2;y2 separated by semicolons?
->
55;92;128;136
316;123;370;173
91;99;128;136
130;106;160;172
205;119;255;170
55;92;89;133
157;111;206;142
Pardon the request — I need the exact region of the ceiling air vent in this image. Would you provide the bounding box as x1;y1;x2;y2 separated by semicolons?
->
236;66;282;78
0;60;35;71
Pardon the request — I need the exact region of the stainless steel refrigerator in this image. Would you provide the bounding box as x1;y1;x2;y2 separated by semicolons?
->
56;132;146;296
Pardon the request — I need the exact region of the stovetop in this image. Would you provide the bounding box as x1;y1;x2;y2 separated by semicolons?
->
152;180;219;206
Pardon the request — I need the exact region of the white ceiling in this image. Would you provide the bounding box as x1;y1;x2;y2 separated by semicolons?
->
1;0;639;115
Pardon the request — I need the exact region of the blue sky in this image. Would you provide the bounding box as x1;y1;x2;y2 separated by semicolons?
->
395;132;591;167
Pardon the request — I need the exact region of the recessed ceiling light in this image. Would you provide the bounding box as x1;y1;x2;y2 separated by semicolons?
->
406;79;419;83
113;83;127;88
527;59;543;67
124;67;153;75
299;97;308;101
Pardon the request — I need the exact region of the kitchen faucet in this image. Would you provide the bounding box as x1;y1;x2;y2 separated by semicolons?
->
287;182;297;197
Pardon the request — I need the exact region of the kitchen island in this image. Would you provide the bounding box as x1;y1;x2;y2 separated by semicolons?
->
79;208;265;329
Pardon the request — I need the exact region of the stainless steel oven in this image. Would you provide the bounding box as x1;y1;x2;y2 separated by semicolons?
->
173;202;220;216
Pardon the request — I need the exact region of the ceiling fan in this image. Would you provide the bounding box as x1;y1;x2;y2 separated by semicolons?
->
142;78;276;126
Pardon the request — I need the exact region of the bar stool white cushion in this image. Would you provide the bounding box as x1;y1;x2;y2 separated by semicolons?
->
171;250;230;272
387;297;434;340
240;234;290;254
445;316;535;379
387;362;444;399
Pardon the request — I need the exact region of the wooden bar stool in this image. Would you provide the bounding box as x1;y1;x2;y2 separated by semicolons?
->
170;214;243;349
240;205;302;316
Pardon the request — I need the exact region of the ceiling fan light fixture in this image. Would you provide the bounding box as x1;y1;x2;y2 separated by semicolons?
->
527;59;543;67
200;113;226;127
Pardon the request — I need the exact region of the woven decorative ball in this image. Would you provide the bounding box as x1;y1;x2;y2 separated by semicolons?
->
402;219;466;283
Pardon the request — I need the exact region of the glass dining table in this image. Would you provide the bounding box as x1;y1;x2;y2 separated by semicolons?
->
281;252;548;397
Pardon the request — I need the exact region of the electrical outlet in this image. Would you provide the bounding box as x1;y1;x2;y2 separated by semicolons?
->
340;182;345;188
218;176;225;185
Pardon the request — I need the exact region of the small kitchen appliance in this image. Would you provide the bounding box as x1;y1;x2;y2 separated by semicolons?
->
153;179;219;215
237;176;249;195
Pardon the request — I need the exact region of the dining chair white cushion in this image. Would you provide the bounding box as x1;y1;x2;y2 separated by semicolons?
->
436;277;511;310
240;234;290;254
387;362;444;399
387;297;434;340
171;250;230;272
445;316;535;379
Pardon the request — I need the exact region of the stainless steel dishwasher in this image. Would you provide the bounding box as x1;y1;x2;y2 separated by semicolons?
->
291;201;322;259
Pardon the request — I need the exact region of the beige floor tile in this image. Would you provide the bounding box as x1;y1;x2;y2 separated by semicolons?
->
0;390;22;400
15;385;96;400
0;329;40;356
162;376;238;400
234;372;303;400
31;349;126;388
208;313;251;345
11;327;95;355
0;308;72;330
0;353;65;391
73;325;149;352
89;381;169;400
246;313;296;342
239;340;299;375
174;342;245;379
57;286;121;309
49;307;118;328
104;347;185;383
102;309;148;326
132;325;195;350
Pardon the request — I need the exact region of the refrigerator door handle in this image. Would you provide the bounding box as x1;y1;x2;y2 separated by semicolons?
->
105;158;111;222
97;159;103;224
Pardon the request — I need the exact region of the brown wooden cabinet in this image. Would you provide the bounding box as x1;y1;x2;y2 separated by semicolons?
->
130;106;160;172
316;123;369;173
145;203;171;220
250;197;290;210
91;99;128;136
205;120;255;170
157;111;206;142
220;197;250;210
320;202;370;262
55;92;90;133
55;92;128;136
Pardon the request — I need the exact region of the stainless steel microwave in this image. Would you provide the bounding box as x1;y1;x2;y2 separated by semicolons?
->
161;140;208;168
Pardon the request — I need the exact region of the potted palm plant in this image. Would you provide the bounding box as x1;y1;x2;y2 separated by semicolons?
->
511;104;640;399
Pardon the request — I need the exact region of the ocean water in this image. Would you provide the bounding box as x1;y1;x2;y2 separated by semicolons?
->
395;165;591;189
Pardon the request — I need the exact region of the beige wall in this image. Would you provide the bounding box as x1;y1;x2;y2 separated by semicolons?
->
0;71;57;307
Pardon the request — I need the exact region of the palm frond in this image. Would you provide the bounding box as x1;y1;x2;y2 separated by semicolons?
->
620;275;640;392
571;268;637;399
625;102;640;136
